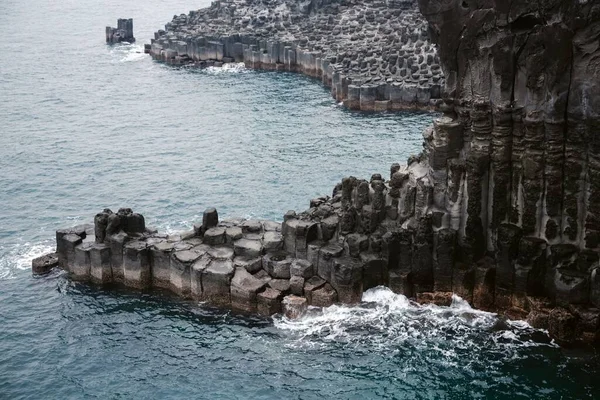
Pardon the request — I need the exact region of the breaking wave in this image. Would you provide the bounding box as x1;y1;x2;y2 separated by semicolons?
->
108;42;145;62
274;286;556;358
205;62;248;74
0;241;55;280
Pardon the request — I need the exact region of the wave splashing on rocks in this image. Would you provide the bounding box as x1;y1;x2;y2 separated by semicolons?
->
274;286;556;356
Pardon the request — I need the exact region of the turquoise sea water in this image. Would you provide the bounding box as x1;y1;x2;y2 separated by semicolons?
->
0;0;599;398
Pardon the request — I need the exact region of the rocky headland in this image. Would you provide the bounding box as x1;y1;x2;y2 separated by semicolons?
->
35;0;600;345
146;0;443;111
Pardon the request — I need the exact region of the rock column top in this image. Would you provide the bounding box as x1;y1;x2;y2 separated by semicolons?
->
106;18;135;44
146;0;443;111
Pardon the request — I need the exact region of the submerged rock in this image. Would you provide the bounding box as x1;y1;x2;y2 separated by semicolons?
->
32;253;58;275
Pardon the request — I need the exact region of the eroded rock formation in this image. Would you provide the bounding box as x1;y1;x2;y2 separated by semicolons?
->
35;1;600;345
145;0;443;110
401;0;600;342
106;18;135;44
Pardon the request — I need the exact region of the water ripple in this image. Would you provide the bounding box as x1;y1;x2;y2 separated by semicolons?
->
1;0;599;398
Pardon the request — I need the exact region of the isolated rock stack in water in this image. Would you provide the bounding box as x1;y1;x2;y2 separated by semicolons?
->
146;0;443;111
106;18;135;44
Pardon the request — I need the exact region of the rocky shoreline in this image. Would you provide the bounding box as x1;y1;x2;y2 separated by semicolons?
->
145;0;443;111
34;0;600;345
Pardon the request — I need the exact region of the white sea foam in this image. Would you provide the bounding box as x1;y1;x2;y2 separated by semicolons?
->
109;43;145;63
121;50;145;62
206;62;248;74
274;286;556;355
0;241;55;280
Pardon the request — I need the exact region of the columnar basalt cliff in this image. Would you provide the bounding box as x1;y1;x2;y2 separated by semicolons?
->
404;0;600;343
35;0;600;345
145;0;444;111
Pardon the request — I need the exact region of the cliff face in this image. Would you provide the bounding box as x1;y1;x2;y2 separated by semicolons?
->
284;0;600;341
399;0;600;338
41;0;600;344
421;0;600;247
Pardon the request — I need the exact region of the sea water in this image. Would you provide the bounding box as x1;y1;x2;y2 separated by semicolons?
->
0;0;598;398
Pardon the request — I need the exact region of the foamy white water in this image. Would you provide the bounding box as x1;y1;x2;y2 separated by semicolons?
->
274;286;556;353
0;241;55;279
206;62;249;74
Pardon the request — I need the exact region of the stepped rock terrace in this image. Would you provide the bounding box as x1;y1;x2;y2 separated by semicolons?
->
34;0;600;346
146;0;443;111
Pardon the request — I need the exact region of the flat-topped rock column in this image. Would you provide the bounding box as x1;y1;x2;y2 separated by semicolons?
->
146;0;443;111
37;0;600;347
106;18;135;44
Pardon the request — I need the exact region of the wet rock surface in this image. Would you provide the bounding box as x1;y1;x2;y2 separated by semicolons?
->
106;18;135;44
146;0;443;110
37;0;600;345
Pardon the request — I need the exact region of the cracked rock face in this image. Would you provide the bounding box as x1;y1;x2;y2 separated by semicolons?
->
45;0;600;344
415;0;600;252
397;0;599;341
147;0;444;110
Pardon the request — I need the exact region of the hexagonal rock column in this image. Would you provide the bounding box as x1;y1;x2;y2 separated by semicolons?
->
203;227;226;245
316;242;344;282
150;241;176;289
330;257;363;304
191;254;211;298
56;225;87;268
202;258;235;305
291;259;313;278
170;249;201;297
311;283;338;307
282;295;308;319
230;268;267;312
269;278;290;293
116;208;145;234
360;251;388;290
234;238;263;258
225;227;243;244
105;232;129;283
304;276;326;305
282;217;317;258
89;243;112;284
257;288;283;315
106;19;135;44
241;220;262;235
203;207;219;230
263;252;292;279
359;85;376;111
123;241;151;289
344;85;361;110
72;242;94;281
234;256;263;273
262;231;283;253
289;259;314;296
57;233;83;272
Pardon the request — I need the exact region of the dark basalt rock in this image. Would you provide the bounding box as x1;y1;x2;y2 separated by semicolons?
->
32;253;59;275
146;0;442;111
35;0;600;345
106;19;135;44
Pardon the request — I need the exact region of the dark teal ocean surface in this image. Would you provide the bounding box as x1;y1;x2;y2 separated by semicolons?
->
0;0;598;398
